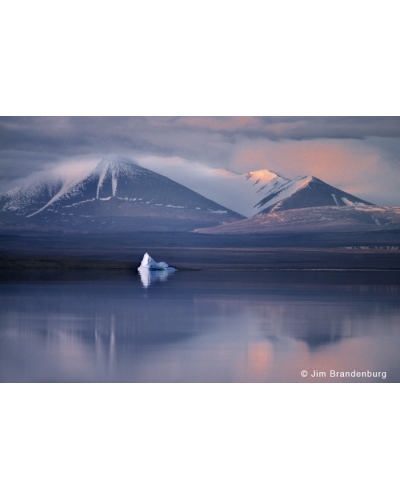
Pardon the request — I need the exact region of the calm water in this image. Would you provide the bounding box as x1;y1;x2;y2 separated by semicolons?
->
1;269;400;382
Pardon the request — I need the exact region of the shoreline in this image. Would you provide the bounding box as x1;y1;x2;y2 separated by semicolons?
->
1;253;400;271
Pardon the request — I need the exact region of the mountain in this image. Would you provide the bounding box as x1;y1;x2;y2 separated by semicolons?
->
0;158;244;231
0;158;381;235
195;205;400;234
143;163;373;217
255;175;373;214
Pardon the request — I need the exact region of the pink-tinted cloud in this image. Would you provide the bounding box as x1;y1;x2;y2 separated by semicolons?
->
175;117;326;139
230;139;400;205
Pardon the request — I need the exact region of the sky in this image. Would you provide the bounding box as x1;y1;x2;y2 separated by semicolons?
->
1;116;400;206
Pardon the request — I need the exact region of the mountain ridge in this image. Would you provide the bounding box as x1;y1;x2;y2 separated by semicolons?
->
139;162;374;217
0;158;244;231
0;157;381;235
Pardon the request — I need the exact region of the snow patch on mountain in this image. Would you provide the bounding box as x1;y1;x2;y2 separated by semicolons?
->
371;215;381;225
255;176;311;213
27;176;85;217
96;167;108;198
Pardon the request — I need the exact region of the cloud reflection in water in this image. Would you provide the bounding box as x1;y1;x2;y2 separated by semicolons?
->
1;271;400;382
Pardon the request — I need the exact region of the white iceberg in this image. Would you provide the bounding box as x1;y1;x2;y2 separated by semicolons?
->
138;253;176;288
138;252;176;271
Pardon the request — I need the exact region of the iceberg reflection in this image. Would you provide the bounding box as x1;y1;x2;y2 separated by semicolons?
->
138;267;177;288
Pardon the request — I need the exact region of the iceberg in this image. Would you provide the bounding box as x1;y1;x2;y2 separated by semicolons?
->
138;252;176;271
138;253;176;288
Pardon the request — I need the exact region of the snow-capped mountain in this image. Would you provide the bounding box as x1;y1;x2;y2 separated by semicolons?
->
142;162;373;217
0;157;377;234
0;158;244;231
256;175;373;214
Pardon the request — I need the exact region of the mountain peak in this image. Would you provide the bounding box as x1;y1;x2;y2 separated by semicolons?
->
91;158;142;199
93;157;140;176
256;174;373;215
245;169;278;183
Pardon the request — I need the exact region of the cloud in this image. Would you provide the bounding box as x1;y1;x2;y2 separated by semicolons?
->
229;137;400;205
176;116;262;132
0;151;101;194
1;117;400;205
2;117;400;161
174;116;400;140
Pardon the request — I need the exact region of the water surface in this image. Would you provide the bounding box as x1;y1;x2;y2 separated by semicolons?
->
1;269;400;382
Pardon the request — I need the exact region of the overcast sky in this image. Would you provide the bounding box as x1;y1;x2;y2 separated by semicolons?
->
1;116;400;206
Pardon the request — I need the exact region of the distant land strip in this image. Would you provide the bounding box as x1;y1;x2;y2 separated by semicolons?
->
1;248;400;271
0;254;137;269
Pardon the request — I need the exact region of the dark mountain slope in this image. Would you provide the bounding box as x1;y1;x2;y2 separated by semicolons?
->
257;176;373;214
0;158;244;231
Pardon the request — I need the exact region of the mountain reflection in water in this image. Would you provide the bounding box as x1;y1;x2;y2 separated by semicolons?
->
1;270;400;382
